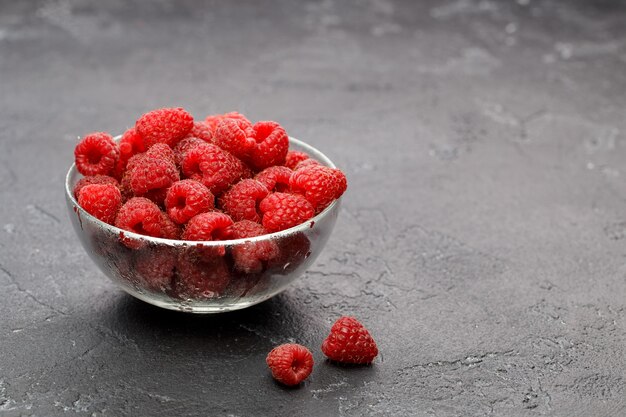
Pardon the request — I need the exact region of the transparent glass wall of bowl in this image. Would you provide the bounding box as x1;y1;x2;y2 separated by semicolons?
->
65;137;341;313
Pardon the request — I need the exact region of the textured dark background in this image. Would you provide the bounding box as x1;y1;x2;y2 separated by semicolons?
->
1;0;626;416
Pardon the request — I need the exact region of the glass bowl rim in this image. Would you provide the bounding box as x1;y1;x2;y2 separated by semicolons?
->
65;136;341;246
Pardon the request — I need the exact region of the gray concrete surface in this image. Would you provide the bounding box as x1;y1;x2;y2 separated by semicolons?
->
1;0;626;416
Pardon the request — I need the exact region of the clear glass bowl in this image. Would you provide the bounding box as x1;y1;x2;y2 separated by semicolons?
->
65;137;341;313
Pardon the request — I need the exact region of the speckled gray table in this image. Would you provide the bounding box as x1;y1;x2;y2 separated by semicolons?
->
1;1;626;416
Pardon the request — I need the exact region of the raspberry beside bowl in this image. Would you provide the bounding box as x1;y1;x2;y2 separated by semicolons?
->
65;137;341;313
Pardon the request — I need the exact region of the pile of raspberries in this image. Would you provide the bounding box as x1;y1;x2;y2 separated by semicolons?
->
73;108;346;239
72;108;346;299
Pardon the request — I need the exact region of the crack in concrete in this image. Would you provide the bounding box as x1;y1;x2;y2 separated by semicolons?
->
30;204;61;224
0;263;67;317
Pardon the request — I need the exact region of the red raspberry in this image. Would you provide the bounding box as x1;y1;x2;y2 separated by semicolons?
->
268;232;311;273
173;254;230;299
146;143;176;165
266;344;314;386
321;317;378;364
180;143;246;195
128;156;180;204
115;197;166;238
241;163;255;180
113;128;145;179
259;192;315;233
205;111;251;134
160;212;182;239
186;121;214;143
294;158;321;170
173;137;205;165
165;180;215;225
134;246;176;292
182;212;234;241
284;151;310;170
219;179;269;223
74;132;119;176
229;219;268;239
289;165;347;212
225;272;263;298
77;183;122;225
73;175;118;199
124;152;147;174
249;121;289;170
255;166;292;192
136;107;193;148
229;220;279;273
213;118;256;160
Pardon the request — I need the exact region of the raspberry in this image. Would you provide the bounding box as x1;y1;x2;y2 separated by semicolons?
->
213;118;256;160
321;317;378;364
165;180;215;224
284;151;310;170
255;166;292;192
241;163;255;180
146;143;176;165
124;152;147;174
115;197;166;238
294;158;322;171
289;165;346;212
219;179;269;223
73;175;118;199
225;272;263;298
249;121;289;170
266;344;314;386
165;179;215;225
136;107;193;148
186;121;214;143
182;212;234;241
180;143;246;195
229;219;267;240
173;137;205;165
74;132;119;176
259;192;315;233
229;220;279;273
77;183;122;225
113;128;145;179
134;246;176;292
128;156;179;204
205;111;251;134
173;254;230;299
160;212;182;240
268;232;311;273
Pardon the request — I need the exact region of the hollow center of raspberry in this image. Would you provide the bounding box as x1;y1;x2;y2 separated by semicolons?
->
175;196;187;209
87;149;102;164
275;182;289;193
134;222;149;235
